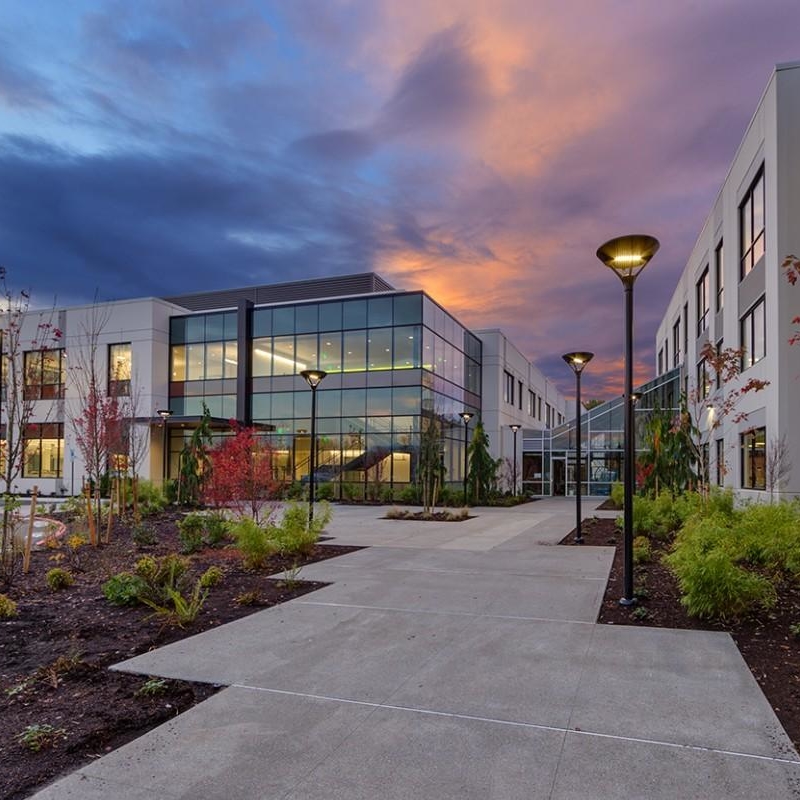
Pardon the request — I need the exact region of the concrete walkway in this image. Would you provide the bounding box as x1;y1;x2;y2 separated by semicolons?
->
33;499;800;799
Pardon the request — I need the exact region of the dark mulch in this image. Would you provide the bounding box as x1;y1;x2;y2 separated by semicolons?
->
385;510;473;522
560;516;800;750
0;511;361;800
595;498;621;510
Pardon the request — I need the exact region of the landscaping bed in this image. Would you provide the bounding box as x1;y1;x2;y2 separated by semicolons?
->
562;516;800;750
0;510;360;800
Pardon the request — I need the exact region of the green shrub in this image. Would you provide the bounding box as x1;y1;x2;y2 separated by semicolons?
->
610;482;624;508
131;521;158;547
136;479;167;516
316;482;335;502
735;501;800;577
284;481;305;501
0;593;18;618
135;678;168;697
103;572;148;606
45;568;74;591
397;485;420;505
203;513;229;548
132;553;191;606
271;501;332;556
16;723;67;752
199;566;224;588
231;517;279;569
141;581;208;628
632;536;652;564
341;482;363;502
178;514;206;554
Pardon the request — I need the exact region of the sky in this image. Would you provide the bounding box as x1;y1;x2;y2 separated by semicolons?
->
1;0;799;399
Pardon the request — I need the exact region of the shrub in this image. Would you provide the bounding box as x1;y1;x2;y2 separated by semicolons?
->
341;482;363;502
272;501;332;556
0;593;18;618
236;589;263;606
231;517;278;569
284;481;305;501
136;480;167;516
16;723;67;752
632;536;652;564
199;566;224;588
141;580;207;628
135;678;168;697
397;485;420;505
316;482;335;502
45;568;74;591
203;513;229;548
103;572;147;606
131;522;158;547
178;514;206;554
610;482;624;508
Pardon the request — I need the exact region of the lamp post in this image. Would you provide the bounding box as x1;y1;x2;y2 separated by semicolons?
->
300;370;327;524
597;234;659;604
562;353;593;544
156;408;173;485
458;412;473;501
509;424;521;496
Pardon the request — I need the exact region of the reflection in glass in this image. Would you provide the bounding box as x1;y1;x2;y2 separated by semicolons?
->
368;329;392;370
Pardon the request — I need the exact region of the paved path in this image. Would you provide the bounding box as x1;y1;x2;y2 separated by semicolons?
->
33;499;800;799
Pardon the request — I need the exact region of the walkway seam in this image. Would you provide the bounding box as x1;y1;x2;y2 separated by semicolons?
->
229;683;800;768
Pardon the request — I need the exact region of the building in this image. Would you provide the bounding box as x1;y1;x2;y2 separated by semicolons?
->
5;273;566;498
654;61;800;501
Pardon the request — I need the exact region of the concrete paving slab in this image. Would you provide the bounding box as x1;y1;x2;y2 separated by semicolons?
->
385;617;591;729
32;687;378;800
293;568;606;621
571;624;797;758
282;706;565;800
550;730;800;800
114;603;474;701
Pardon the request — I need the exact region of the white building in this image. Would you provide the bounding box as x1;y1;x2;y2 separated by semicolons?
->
655;61;800;501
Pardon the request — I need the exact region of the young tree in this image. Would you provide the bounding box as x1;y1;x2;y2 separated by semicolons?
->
0;267;61;585
177;405;213;506
203;423;281;523
765;434;792;503
638;402;694;497
782;255;800;345
418;414;445;515
121;370;149;519
467;420;500;505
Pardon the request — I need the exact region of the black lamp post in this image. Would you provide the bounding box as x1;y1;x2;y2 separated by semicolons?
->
597;234;659;604
458;412;473;501
562;353;593;544
509;424;521;496
300;369;327;524
156;408;172;485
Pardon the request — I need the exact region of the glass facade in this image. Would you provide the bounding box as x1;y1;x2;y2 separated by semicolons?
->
522;369;681;497
168;292;482;495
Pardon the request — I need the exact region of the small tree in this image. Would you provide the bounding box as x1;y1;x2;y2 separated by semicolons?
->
418;415;445;515
782;255;800;345
0;267;60;585
467;420;500;505
765;434;792;503
177;405;213;506
638;402;694;497
203;423;281;523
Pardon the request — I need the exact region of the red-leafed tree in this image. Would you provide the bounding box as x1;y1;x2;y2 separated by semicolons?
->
203;423;282;523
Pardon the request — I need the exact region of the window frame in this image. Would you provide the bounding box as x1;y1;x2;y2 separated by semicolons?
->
714;240;724;312
108;342;132;397
696;266;710;337
739;167;765;279
740;426;766;490
23;348;66;400
740;296;766;370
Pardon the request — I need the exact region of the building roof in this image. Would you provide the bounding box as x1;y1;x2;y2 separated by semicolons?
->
164;272;396;312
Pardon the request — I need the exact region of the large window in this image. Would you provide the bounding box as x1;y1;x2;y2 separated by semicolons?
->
740;168;765;278
716;438;725;485
24;349;65;400
504;371;514;405
528;390;536;417
696;358;710;400
108;343;132;396
696;266;709;336
23;422;64;478
741;426;766;490
740;297;766;369
672;320;681;367
715;240;724;312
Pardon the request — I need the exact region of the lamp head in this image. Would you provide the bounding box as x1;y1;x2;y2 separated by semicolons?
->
459;411;473;425
157;408;173;421
562;352;594;375
596;235;659;283
630;392;642;405
300;369;327;388
509;424;521;433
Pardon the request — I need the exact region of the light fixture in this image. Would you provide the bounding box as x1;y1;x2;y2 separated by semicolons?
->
509;424;521;497
563;352;594;543
156;409;173;485
597;234;659;604
300;369;328;522
459;412;473;501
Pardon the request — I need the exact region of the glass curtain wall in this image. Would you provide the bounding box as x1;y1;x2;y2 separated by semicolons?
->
522;369;681;497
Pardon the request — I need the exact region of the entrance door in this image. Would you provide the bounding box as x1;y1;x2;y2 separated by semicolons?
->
552;457;566;496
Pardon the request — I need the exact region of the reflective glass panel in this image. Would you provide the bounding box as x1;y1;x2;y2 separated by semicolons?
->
295;334;319;372
343;330;366;372
393;326;420;369
319;301;342;331
224;341;238;378
272;336;296;376
205;342;224;379
186;343;205;380
367;328;392;370
319;333;342;373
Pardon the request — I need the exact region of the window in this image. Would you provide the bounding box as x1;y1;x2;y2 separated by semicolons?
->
740;297;765;369
546;403;552;427
696;358;710;400
715;339;723;390
658;348;664;375
518;380;523;410
683;303;689;356
716;438;725;485
537;396;542;420
23;422;64;478
696;266;709;336
739;168;765;278
741;426;766;490
715;240;724;312
24;349;65;400
672;320;681;367
504;371;514;405
108;343;132;396
528;390;535;417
